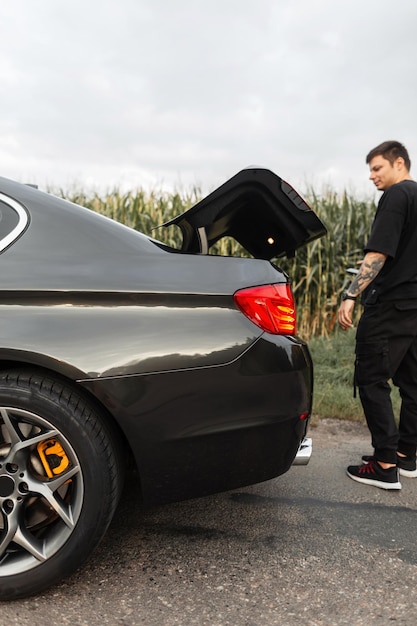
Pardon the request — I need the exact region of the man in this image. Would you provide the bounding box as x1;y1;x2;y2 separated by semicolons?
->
338;140;417;490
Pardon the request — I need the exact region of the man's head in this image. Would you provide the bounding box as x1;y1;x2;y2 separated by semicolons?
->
366;140;411;191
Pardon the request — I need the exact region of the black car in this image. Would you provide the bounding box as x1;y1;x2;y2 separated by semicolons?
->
0;167;326;599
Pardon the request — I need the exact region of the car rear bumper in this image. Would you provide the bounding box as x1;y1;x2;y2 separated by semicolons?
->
292;437;312;465
82;334;314;503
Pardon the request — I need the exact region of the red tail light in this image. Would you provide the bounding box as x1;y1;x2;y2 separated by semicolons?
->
234;283;296;335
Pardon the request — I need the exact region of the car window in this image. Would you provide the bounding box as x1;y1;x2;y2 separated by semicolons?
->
0;195;29;253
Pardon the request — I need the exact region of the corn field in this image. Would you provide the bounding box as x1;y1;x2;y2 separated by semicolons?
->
59;186;377;340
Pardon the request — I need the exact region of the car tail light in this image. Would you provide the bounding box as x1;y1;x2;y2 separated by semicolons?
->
234;283;296;335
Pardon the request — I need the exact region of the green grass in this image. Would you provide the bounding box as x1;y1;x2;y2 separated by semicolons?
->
309;329;401;423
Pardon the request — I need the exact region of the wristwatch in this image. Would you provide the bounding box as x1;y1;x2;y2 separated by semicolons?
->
341;291;357;301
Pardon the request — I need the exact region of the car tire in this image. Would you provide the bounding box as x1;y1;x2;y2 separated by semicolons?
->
0;369;125;600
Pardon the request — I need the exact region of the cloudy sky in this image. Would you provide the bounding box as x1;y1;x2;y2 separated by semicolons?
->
1;0;416;197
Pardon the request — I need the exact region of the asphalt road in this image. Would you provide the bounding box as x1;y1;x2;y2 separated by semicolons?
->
2;419;417;626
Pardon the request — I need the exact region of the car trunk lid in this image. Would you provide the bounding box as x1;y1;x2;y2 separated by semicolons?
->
161;167;327;260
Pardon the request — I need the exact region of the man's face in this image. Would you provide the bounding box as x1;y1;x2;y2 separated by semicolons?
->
368;155;403;191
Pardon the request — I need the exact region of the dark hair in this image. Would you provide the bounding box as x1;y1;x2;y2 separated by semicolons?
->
366;140;411;171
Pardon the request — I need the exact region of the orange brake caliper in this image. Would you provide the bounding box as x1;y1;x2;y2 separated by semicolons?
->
37;439;70;478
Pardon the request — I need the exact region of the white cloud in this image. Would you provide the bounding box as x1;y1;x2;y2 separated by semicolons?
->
0;0;416;197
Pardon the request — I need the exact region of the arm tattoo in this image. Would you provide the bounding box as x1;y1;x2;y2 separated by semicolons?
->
348;254;386;297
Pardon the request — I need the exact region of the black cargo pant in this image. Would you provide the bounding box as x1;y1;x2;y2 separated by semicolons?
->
355;299;417;464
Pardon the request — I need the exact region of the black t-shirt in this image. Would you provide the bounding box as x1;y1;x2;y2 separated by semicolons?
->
363;179;417;303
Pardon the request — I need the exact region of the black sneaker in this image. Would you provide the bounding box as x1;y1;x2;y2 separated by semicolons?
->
347;459;401;490
362;454;417;478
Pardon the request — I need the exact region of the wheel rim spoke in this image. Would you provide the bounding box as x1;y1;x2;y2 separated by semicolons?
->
14;429;59;453
13;530;46;561
1;407;58;461
0;407;22;446
30;466;82;529
0;511;19;559
0;504;46;561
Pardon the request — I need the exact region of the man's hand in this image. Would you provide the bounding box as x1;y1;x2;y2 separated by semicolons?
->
338;299;355;330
